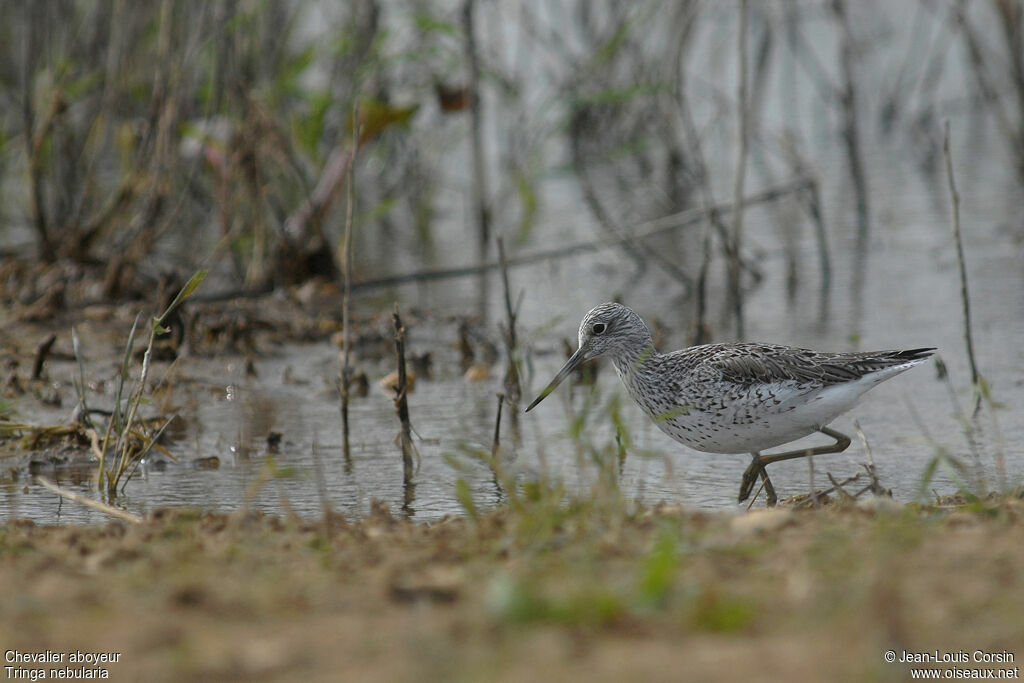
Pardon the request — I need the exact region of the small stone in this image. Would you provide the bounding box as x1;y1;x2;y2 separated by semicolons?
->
380;369;416;393
730;508;793;535
856;495;903;513
464;363;491;382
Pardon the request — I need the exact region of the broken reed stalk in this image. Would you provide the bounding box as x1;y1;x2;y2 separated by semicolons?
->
37;476;143;524
340;105;359;464
728;0;750;339
942;121;983;415
491;393;505;460
832;0;870;253
497;237;522;406
31;332;57;381
391;304;415;482
791;471;871;509
853;419;885;496
826;472;858;502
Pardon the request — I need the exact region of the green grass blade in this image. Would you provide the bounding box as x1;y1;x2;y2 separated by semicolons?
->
155;269;207;326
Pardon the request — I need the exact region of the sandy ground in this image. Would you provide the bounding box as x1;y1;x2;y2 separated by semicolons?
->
1;498;1023;682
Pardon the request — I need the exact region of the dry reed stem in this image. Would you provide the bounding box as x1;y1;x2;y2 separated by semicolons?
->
491;393;505;460
36;476;143;524
497;237;522;406
853;419;885;496
942;121;983;415
340;105;359;464
391;304;415;483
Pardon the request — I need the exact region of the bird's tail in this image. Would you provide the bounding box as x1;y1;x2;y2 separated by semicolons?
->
891;347;937;363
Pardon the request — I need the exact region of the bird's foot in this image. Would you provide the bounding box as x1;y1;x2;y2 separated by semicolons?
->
738;470;758;503
738;459;778;507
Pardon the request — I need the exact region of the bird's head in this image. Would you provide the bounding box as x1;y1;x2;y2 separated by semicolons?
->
525;303;652;412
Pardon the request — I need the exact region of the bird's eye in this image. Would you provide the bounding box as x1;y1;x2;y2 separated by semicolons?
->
592;322;606;335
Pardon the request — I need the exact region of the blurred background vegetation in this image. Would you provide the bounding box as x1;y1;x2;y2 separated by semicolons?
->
0;0;1021;316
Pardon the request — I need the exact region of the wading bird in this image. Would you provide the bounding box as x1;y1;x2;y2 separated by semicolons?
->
525;303;934;506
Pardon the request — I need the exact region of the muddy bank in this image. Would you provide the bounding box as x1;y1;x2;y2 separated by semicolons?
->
2;499;1022;682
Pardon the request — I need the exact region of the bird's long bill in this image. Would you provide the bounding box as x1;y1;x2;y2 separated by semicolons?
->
525;346;587;412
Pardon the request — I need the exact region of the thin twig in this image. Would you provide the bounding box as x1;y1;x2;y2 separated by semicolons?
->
36;476;143;524
853;418;885;495
827;472;858;502
942;121;983;416
791;472;866;509
391;304;415;483
340;104;359;464
497;237;521;406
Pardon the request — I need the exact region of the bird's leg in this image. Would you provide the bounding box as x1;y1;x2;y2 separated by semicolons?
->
739;452;778;507
737;427;852;504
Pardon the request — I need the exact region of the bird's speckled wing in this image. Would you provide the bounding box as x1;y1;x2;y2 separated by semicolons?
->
666;343;935;389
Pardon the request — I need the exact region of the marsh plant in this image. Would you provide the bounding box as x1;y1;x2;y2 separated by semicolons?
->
92;271;206;498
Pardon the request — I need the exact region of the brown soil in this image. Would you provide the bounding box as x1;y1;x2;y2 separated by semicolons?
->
1;500;1022;682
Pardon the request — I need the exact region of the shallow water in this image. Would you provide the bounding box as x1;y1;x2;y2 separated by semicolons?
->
12;125;1022;525
4;4;1024;524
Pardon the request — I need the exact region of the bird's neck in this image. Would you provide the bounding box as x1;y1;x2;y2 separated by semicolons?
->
610;338;658;383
